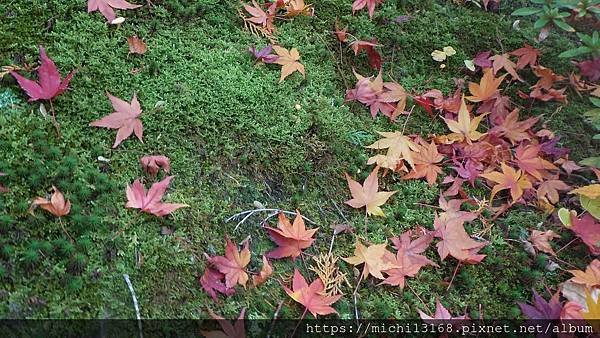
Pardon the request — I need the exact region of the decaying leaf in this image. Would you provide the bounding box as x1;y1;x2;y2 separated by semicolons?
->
127;35;147;55
30;186;71;217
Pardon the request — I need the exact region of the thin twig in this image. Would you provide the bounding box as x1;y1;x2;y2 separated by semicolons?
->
266;301;283;338
48;99;61;138
447;261;461;291
123;274;143;338
401;105;415;135
226;208;317;231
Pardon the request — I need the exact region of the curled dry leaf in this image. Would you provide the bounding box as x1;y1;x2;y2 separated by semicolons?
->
140;155;170;177
127;35;147;55
529;229;560;255
30;186;71;217
252;255;273;287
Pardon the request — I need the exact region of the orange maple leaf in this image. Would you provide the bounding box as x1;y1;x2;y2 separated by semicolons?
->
273;46;305;83
530;229;560;255
514;144;558;182
209;237;251;289
402;141;444;186
510;44;541;69
252;255;273;286
284;269;341;318
442;95;489;144
366;131;419;170
433;214;487;264
569;259;600;289
30;186;71;217
490;53;523;81
466;68;506;102
342;240;398;279
344;165;397;217
264;211;318;260
480;162;533;203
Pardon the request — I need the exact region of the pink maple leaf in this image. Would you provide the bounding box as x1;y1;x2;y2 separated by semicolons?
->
87;0;141;22
125;176;188;217
89;92;143;148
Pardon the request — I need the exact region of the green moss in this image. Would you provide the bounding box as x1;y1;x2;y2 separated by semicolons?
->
0;0;598;319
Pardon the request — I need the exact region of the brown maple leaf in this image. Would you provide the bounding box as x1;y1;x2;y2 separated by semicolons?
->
466;68;506;102
532;66;565;90
283;269;342;318
489;109;539;145
30;186;71;217
343;240;398;279
209;237;251;289
510;44;541;69
273;46;305;83
480;162;533;203
490;53;523;81
264;211;318;260
252;255;273;287
89;92;143;148
418;300;469;320
344;165;397;217
569;259;600;289
402;141;444;186
530;229;560;255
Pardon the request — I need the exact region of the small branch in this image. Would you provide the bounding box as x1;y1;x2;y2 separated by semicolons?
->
266;301;283;338
226;208;317;231
123;274;143;338
447;261;461;291
48;99;61;138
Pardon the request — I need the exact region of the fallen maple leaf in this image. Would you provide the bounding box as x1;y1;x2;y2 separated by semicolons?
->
209;237;251;289
466;68;506;103
264;211;318;260
344;165;397;217
382;230;438;288
489;109;538;145
351;0;383;19
201;308;246;338
349;39;382;70
480;163;532;203
402;141;444;186
575;58;600;83
127;35;147;55
252;255;273;286
566;214;600;255
443;96;489;144
87;0;141;22
366;131;418;170
473;51;493;69
433;214;487;264
518;290;563;320
418;300;469;320
284;269;341;318
530;230;560;255
199;267;235;301
10;46;75;102
490;53;523;81
140;155;170;177
30;186;71;217
272;46;305;83
248;45;278;64
583;291;600;325
284;0;313;17
536;179;571;204
345;71;397;119
89;92;143;148
510;44;541;69
569;259;600;289
514;144;557;182
342;240;398;279
125;176;188;216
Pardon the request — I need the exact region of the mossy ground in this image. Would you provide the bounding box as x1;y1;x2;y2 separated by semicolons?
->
0;0;598;319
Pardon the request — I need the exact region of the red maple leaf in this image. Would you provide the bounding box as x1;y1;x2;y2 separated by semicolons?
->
381;230;438;288
209;237;251;289
265;211;318;260
283;269;341;318
87;0;141;22
10;46;74;102
418;299;469;320
125;176;188;216
351;0;383;18
201;308;246;338
349;39;382;70
89;92;144;148
568;214;600;255
433;213;487;264
199;267;235;301
574;58;600;83
510;44;541;69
